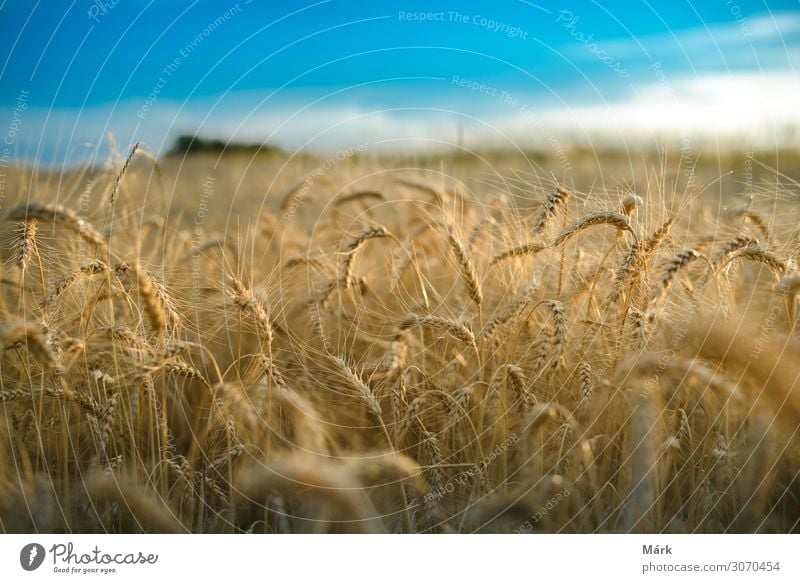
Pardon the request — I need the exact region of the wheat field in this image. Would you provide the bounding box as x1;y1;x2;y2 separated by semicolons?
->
0;145;798;534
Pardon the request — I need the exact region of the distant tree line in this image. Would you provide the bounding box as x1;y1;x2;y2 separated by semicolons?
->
168;134;284;156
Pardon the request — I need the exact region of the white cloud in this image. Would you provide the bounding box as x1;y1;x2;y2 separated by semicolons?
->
4;70;799;164
546;72;800;135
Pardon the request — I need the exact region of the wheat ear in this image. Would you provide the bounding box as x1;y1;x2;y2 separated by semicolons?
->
490;242;548;266
552;210;635;247
334;190;384;206
650;249;700;309
0;321;54;367
43;260;108;306
532;187;570;235
13;219;38;275
8;202;106;251
341;225;390;289
444;228;482;307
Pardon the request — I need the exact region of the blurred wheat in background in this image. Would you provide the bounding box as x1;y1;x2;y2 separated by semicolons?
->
0;141;798;534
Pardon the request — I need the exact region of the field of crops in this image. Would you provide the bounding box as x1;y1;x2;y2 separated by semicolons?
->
0;146;798;533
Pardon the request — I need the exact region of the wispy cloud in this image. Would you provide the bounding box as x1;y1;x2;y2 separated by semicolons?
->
562;11;800;71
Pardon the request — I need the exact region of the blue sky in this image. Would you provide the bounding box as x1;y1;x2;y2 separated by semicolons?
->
1;0;799;162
